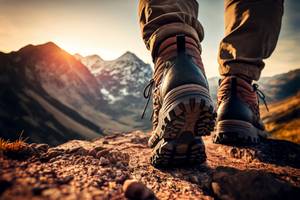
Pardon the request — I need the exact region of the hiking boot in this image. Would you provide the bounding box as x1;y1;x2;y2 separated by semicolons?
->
142;35;216;167
213;76;269;144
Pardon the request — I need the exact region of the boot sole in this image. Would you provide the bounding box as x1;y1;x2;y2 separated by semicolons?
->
150;84;215;167
213;120;268;144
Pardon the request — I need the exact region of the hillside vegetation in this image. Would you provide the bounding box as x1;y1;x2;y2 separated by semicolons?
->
261;93;300;144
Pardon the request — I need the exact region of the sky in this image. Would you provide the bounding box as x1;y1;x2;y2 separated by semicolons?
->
0;0;299;78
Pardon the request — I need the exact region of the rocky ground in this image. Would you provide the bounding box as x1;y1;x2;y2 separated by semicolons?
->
1;131;300;200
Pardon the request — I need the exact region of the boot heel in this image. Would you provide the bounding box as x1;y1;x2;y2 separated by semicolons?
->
150;84;216;167
160;84;216;139
214;120;267;144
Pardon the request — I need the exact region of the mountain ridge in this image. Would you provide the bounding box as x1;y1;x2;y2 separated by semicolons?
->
0;42;137;145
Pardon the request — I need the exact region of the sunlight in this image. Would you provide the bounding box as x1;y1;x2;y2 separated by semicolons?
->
57;41;121;61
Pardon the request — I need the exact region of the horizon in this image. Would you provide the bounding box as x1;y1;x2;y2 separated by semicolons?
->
1;40;299;79
1;0;300;78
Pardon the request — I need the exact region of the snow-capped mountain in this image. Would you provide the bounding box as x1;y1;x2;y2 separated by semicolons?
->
76;51;153;129
74;54;105;73
76;52;152;102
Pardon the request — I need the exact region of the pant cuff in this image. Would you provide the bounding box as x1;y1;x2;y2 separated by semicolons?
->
147;23;203;60
219;62;264;81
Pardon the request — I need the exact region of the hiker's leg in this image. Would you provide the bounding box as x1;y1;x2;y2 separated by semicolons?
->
138;0;204;60
218;0;284;81
138;0;215;167
213;0;284;144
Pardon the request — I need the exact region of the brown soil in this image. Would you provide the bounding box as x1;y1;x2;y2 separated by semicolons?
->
1;131;300;200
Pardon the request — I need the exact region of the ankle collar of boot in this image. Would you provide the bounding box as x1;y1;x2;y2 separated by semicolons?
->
154;35;200;61
220;75;252;86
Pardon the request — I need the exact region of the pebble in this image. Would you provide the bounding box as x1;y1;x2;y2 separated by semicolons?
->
56;175;73;185
40;149;63;162
35;144;49;152
67;147;86;155
99;157;109;166
94;146;105;152
123;179;156;200
116;174;128;184
29;143;38;149
77;148;88;156
96;149;109;158
32;184;49;195
88;149;97;157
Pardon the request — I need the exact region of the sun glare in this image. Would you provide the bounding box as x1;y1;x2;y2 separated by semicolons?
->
56;41;121;61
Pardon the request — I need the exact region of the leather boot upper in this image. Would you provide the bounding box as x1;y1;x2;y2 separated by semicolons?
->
144;35;209;130
159;35;209;98
217;76;265;130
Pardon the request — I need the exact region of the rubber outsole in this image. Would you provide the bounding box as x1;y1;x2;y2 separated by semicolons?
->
213;119;268;144
149;84;216;168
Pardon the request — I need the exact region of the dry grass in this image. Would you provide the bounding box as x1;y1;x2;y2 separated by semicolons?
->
260;93;300;144
0;131;28;155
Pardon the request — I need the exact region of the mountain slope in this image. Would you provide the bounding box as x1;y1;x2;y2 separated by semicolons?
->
75;52;153;130
258;69;300;102
260;93;300;144
0;43;128;145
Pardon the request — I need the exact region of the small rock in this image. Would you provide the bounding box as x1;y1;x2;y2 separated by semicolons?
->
116;174;128;184
88;149;97;157
40;149;63;162
56;175;73;185
96;149;109;158
123;179;156;200
102;141;109;144
67;147;87;155
35;144;49;152
32;185;49;195
99;157;109;166
29;143;38;148
116;161;126;169
77;148;88;156
130;137;148;145
94;146;105;152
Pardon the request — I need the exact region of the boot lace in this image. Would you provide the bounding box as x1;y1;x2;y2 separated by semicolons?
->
141;78;155;119
252;83;269;112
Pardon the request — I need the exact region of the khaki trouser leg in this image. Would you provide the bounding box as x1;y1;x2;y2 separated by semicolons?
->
219;0;284;80
138;0;204;60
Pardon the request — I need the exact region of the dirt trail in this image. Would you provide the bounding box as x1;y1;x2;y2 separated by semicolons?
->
1;131;300;199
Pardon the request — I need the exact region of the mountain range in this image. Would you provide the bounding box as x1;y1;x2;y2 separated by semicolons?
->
0;42;152;145
74;52;152;129
0;42;299;145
